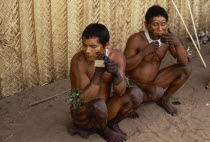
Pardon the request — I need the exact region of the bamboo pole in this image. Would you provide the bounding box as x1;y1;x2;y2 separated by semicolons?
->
170;0;207;68
187;0;201;50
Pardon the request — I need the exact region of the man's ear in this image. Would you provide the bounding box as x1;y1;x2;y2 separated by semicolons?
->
104;41;110;49
144;21;148;29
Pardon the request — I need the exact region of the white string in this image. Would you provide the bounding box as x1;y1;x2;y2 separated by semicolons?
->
144;29;162;47
105;48;109;57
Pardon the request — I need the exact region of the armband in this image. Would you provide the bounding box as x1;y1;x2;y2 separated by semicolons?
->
124;76;136;88
67;89;84;111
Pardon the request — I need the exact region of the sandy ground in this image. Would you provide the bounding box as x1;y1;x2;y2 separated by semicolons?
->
0;42;210;142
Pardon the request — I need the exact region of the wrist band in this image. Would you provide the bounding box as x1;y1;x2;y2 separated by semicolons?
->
67;89;84;111
125;76;136;88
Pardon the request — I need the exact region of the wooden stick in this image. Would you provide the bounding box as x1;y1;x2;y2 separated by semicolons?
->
171;0;207;68
187;0;201;50
29;89;70;107
3;133;13;142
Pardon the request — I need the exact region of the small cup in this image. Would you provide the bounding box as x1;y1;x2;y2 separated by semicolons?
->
94;60;105;67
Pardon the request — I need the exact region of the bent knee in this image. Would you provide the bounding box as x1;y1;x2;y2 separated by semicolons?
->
89;99;107;115
126;87;143;107
147;86;164;101
182;63;192;77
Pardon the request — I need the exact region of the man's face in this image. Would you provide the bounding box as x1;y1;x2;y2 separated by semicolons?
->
145;16;168;40
82;37;106;61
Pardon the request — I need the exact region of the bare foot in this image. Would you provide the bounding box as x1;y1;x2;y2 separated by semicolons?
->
156;98;178;116
108;121;127;140
127;111;139;119
98;126;126;142
67;124;95;139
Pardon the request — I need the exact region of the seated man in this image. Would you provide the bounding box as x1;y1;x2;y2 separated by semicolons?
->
124;5;192;116
69;23;143;142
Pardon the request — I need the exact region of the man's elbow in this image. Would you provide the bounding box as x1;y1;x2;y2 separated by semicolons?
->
178;58;189;66
115;87;126;96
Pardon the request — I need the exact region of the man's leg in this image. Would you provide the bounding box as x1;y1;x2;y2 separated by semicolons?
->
87;99;129;142
70;98;128;142
154;63;192;115
106;87;143;137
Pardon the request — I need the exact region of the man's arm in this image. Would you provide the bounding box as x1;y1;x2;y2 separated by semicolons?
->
124;34;159;71
109;52;127;96
124;35;145;71
168;44;188;65
70;54;105;103
161;30;188;65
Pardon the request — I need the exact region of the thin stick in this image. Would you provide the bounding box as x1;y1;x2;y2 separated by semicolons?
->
29;89;70;107
171;0;207;68
3;133;13;142
0;123;23;126
187;0;201;50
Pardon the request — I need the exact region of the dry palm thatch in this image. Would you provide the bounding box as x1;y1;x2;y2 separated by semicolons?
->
51;0;68;79
34;0;54;85
115;0;132;51
192;0;200;32
99;0;111;30
0;0;23;96
67;0;83;74
19;0;39;87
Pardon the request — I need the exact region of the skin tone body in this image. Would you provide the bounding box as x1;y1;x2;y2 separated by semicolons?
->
70;36;143;142
124;16;192;116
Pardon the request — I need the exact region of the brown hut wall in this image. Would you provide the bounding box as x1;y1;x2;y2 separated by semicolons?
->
0;0;209;97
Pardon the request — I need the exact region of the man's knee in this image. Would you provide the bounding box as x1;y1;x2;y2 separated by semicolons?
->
126;87;143;107
183;63;192;77
147;86;164;101
89;99;108;118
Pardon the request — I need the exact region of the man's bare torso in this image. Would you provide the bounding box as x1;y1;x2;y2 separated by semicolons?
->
126;31;169;82
72;48;123;101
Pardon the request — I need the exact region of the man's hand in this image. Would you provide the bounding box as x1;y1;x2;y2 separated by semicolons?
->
104;56;119;76
104;56;123;85
160;29;182;47
94;54;107;75
91;54;106;85
140;41;159;57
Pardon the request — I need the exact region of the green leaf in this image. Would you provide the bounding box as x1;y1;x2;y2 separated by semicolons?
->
170;95;180;101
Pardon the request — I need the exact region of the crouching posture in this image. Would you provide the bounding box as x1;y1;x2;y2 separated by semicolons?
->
68;23;143;142
124;5;192;116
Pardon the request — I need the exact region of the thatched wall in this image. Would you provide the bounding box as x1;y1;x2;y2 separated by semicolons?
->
0;0;209;97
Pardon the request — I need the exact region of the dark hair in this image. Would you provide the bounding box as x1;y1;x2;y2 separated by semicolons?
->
145;5;168;23
82;23;110;47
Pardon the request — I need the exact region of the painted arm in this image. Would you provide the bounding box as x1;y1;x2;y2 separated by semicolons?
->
103;52;126;96
70;54;106;103
161;30;188;65
168;44;188;65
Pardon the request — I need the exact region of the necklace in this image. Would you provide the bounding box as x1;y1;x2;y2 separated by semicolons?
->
105;48;109;57
144;29;162;47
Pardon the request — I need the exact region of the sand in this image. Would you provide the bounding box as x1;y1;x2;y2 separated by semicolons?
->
0;42;210;142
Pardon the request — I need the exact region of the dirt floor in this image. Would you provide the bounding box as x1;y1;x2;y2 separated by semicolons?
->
0;42;210;142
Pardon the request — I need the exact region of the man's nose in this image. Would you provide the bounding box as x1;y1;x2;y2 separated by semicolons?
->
85;46;91;54
158;25;163;31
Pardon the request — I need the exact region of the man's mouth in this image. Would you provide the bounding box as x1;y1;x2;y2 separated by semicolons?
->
85;55;95;60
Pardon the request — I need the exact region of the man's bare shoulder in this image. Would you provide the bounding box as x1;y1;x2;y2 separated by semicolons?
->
126;31;146;50
128;31;145;42
109;48;125;63
71;51;85;64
